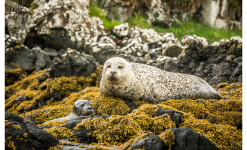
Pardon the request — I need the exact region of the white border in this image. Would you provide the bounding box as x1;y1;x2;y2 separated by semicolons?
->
1;0;5;149
242;0;246;149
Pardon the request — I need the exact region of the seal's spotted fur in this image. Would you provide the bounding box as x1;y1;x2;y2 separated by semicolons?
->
100;57;222;103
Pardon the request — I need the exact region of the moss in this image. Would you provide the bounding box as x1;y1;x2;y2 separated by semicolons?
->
159;129;175;149
48;145;64;150
22;105;72;124
128;105;176;134
75;116;142;145
85;146;111;150
5;66;23;86
180;113;242;149
5;120;22;130
44;125;79;142
6;136;16;150
5;68;102;114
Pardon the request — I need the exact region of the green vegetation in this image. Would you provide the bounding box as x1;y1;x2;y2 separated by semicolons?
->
153;21;242;42
128;13;152;29
88;3;242;42
89;5;122;30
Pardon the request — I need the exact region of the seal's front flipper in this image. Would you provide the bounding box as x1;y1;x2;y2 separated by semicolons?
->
143;94;160;104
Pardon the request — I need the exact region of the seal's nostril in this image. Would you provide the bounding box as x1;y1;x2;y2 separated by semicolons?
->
111;71;116;75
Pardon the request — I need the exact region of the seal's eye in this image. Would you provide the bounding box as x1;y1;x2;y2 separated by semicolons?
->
106;65;111;68
118;65;124;69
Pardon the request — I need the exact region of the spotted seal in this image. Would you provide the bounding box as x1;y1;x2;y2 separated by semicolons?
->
45;100;93;123
100;57;222;103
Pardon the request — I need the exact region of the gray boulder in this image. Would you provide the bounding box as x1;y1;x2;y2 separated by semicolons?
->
47;49;97;78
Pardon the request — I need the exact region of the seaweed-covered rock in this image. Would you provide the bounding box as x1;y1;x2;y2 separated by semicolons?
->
154;106;183;128
171;128;220;150
129;135;167;150
5;112;59;150
47;49;97;78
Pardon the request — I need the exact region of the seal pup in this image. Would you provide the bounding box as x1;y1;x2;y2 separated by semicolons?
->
45;100;94;123
100;57;222;103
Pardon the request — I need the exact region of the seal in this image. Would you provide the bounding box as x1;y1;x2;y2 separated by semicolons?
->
45;100;94;123
100;57;222;103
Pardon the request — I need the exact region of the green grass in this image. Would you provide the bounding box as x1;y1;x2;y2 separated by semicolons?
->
89;5;242;43
89;5;122;30
153;21;242;43
128;13;152;29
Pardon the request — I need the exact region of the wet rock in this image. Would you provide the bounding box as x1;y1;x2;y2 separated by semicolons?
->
47;49;97;78
129;135;167;150
5;44;51;72
154;107;183;128
5;112;59;150
171;128;220;150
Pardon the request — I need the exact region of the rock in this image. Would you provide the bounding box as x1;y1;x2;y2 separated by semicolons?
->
5;0;31;42
31;47;52;71
44;48;58;57
171;128;220;150
5;112;59;150
47;49;97;78
5;44;51;72
129;135;167;150
113;23;129;38
29;0;106;50
91;36;117;64
162;43;183;57
154;107;183;128
147;0;172;27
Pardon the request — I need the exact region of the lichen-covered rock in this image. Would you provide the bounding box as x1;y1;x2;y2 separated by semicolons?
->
5;112;59;150
47;49;97;78
90;36;117;64
28;0;106;50
112;23;129;38
5;0;31;42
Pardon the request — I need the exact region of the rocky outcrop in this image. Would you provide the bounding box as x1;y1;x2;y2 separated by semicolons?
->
5;35;51;72
171;128;221;150
97;0;241;29
5;0;106;50
201;0;241;29
47;49;97;78
5;112;59;150
129;135;168;150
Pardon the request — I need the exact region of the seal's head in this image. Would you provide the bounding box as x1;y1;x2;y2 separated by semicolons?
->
73;100;93;116
102;57;131;83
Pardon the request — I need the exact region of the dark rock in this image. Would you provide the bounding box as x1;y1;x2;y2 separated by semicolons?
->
24;28;44;49
39;28;74;50
5;45;51;72
129;135;168;150
5;112;59;150
171;128;220;150
47;49;97;78
154;107;183;128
